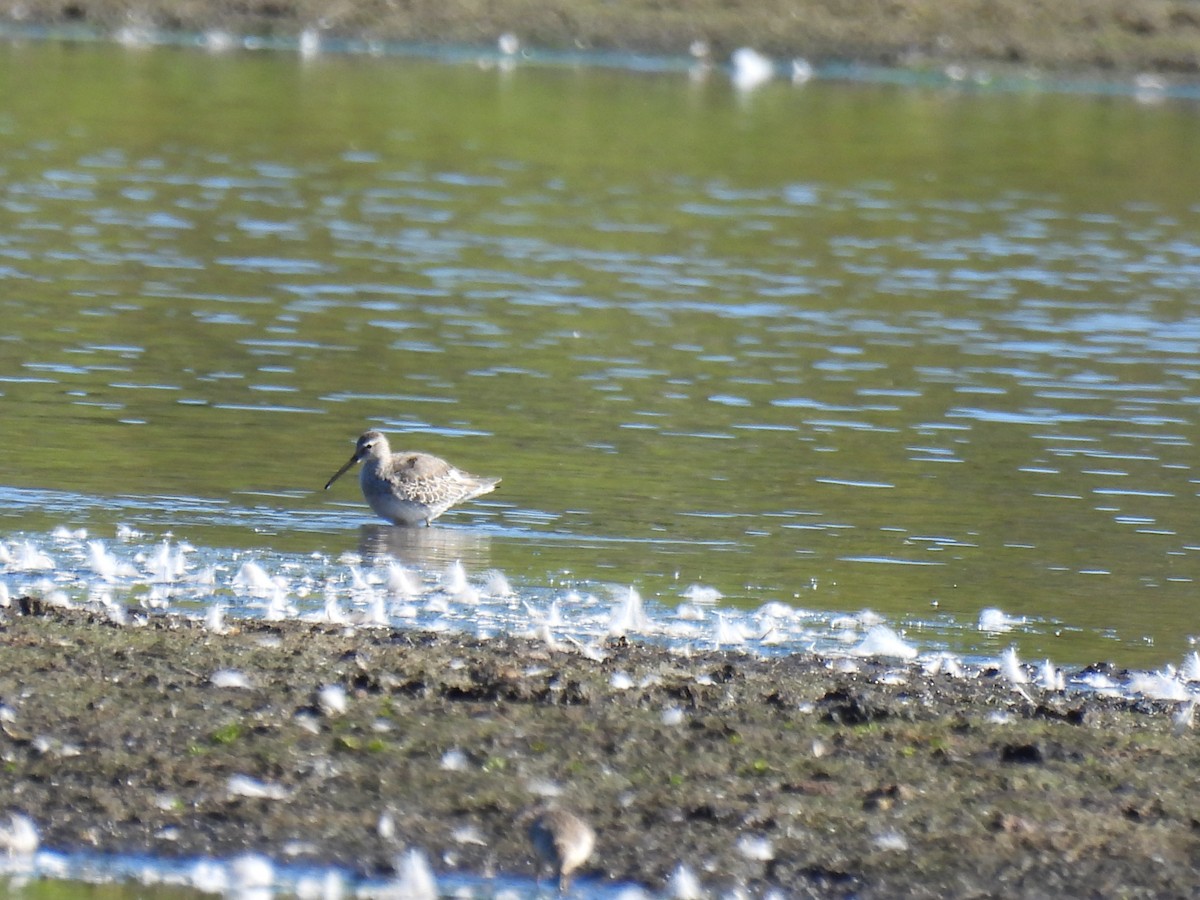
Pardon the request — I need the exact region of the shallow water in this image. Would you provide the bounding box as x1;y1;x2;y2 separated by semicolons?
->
2;34;1200;900
2;39;1200;673
0;845;633;899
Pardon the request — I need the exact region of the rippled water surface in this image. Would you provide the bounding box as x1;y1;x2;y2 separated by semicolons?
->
2;41;1200;673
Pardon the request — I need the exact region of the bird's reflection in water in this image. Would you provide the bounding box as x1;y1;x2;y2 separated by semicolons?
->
357;524;493;571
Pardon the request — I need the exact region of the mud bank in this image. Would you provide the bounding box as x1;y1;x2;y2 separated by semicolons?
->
0;602;1198;896
4;0;1200;75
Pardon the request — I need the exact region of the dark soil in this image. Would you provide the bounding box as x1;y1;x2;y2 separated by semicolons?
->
1;601;1199;896
4;0;1200;74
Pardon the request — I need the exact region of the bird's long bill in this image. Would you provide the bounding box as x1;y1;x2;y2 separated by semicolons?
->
323;453;359;490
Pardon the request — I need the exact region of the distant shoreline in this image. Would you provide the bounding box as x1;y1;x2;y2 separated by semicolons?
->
2;0;1198;76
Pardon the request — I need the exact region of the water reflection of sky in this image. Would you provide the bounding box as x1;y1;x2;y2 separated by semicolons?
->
0;45;1199;668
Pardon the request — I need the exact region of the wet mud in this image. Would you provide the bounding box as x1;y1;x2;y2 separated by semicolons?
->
1;602;1198;896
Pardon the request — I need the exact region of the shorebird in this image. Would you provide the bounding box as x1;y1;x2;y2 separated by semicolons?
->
324;430;500;527
523;806;596;894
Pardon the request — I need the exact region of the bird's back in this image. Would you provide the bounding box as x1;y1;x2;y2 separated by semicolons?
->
364;450;499;524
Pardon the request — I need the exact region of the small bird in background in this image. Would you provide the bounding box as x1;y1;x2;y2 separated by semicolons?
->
523;805;596;894
324;430;500;526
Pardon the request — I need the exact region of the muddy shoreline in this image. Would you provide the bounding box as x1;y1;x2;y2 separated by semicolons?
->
1;602;1198;896
3;0;1200;75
